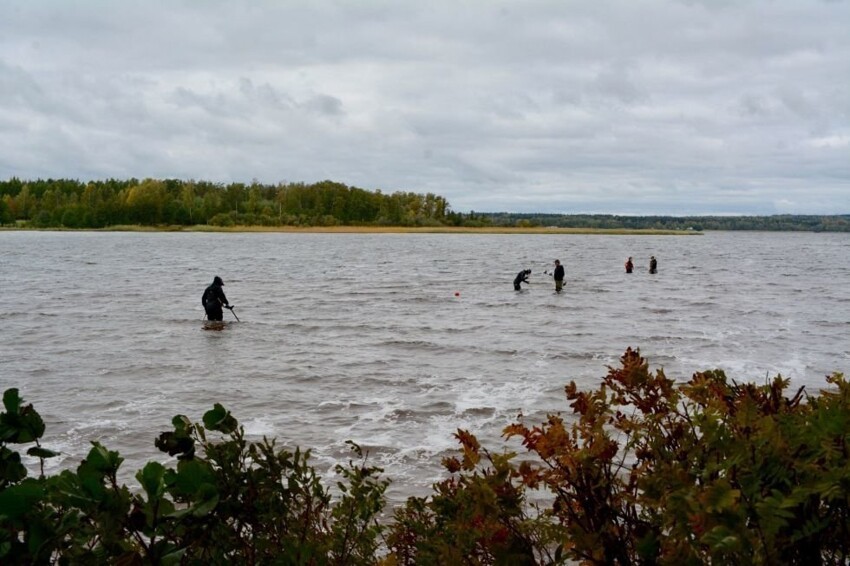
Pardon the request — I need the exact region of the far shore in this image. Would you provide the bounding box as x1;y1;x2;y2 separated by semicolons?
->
2;224;700;236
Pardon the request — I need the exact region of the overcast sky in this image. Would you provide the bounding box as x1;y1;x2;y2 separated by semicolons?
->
1;1;848;215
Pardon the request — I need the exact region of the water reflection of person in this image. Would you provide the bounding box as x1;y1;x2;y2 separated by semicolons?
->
202;276;231;321
513;269;531;291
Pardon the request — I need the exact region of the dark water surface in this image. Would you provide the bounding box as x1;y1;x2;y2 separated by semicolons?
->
2;231;849;501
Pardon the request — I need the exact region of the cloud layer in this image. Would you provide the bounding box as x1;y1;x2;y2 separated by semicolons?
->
1;0;848;214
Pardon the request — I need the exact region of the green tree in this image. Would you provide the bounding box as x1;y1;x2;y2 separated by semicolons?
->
125;179;167;224
0;197;13;225
180;181;197;224
13;185;34;220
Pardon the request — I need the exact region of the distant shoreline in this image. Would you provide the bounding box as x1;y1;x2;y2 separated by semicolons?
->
1;224;701;236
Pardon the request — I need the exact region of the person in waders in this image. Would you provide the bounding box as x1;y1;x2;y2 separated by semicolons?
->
553;259;565;293
513;269;531;291
202;276;232;321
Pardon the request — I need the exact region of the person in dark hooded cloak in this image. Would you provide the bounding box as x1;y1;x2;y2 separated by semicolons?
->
202;276;231;321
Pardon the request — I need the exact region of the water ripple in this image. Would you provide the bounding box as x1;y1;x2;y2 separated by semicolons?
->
2;230;849;503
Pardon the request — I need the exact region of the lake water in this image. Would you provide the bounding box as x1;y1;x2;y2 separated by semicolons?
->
2;230;849;502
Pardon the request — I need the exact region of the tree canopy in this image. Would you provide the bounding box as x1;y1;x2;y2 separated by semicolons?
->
2;177;847;230
0;178;451;228
477;212;850;232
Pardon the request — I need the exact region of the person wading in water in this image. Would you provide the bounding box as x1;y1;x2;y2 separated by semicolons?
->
202;276;232;321
553;259;565;293
625;257;634;273
513;269;531;291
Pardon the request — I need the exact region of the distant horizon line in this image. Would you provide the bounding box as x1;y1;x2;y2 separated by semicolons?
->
474;211;850;218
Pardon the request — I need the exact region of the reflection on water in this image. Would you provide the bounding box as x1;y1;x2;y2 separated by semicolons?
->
2;230;849;503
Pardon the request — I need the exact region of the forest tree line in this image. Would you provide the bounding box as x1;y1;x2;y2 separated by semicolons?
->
1;177;847;231
0;178;454;228
476;212;850;232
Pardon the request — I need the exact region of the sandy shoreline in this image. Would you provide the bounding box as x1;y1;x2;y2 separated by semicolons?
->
2;225;700;235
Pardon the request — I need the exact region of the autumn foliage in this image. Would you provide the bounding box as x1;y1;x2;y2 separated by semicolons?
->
3;348;850;564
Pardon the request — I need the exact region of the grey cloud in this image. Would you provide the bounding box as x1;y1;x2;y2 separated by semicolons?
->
0;60;43;108
588;62;649;106
239;78;293;110
1;0;848;214
776;87;820;121
737;93;774;117
301;94;344;116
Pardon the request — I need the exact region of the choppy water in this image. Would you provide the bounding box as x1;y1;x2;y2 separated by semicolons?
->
2;231;849;502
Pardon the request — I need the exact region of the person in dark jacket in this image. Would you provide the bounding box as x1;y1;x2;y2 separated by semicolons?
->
513;269;531;291
625;257;634;273
649;256;658;274
553;260;565;293
202;276;231;321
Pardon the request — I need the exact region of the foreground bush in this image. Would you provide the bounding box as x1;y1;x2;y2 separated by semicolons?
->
0;397;388;564
2;348;849;564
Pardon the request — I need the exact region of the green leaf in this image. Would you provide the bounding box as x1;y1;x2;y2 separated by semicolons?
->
155;430;195;459
0;397;45;444
0;446;27;483
161;547;187;566
171;414;191;431
2;388;21;414
26;447;60;459
202;404;226;428
702;481;740;513
167;482;219;519
75;443;123;501
166;458;216;499
137;461;166;501
202;403;237;434
84;442;123;474
702;525;741;552
190;483;219;517
0;478;44;519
